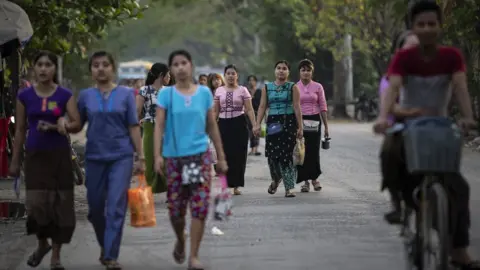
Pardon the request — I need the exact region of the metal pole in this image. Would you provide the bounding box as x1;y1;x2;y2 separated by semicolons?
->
57;55;63;85
344;34;353;102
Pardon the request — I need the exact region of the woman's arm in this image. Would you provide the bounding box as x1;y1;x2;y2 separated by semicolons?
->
207;108;225;162
11;100;26;166
292;85;303;129
153;107;165;160
318;85;329;135
244;99;256;127
126;93;143;158
213;99;220;120
255;86;267;126
64;96;83;133
243;87;256;126
136;94;145;121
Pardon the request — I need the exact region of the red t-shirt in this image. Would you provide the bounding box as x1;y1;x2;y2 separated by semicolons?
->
386;46;466;116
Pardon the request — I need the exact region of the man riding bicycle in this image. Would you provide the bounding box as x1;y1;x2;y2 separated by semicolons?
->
373;1;479;269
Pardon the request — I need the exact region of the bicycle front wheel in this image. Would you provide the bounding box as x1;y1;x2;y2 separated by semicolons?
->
421;180;449;270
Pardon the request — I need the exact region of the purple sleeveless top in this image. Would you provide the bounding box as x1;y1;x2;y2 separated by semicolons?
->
18;86;72;150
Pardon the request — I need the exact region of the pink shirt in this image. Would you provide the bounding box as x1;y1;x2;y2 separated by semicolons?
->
214;86;251;118
296;80;328;115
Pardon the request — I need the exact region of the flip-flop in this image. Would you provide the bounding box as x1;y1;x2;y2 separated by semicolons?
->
312;180;322;191
105;260;122;270
173;242;186;264
99;249;107;265
188;262;205;270
50;262;65;270
27;245;52;267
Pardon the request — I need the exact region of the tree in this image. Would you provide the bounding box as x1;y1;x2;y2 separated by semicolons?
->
7;0;150;90
14;0;147;58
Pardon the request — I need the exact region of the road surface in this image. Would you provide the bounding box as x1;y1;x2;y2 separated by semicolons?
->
8;123;480;270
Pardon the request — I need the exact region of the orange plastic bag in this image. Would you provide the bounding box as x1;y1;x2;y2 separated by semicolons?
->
127;174;156;227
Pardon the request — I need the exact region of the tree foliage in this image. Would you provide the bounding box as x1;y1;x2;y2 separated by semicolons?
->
14;0;147;58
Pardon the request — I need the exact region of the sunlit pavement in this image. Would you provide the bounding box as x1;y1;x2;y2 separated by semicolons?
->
14;123;479;270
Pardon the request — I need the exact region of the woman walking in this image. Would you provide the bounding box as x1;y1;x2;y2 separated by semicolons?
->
254;60;303;197
380;31;419;224
214;65;256;195
136;63;170;193
207;73;225;95
247;75;262;156
154;49;227;270
9;51;82;269
296;59;329;193
62;51;144;269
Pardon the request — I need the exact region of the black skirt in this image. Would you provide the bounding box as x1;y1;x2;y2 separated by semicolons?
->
24;148;76;244
296;114;322;183
218;115;249;188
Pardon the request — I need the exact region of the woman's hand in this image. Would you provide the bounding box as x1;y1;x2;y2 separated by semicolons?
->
324;127;329;138
296;127;303;139
8;160;21;178
252;124;260;137
155;156;164;175
216;159;228;174
57;117;67;135
134;157;145;174
37;120;55;132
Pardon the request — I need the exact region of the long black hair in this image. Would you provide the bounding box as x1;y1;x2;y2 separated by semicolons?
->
33;51;59;84
145;63;169;85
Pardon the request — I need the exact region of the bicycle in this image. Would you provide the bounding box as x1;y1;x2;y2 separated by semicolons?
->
67;134;85;186
386;116;463;270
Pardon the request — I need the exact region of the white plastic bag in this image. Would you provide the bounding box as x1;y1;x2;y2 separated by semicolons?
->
213;175;232;221
293;138;305;166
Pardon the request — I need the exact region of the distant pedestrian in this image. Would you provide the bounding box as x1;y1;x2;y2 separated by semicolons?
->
296;59;329;192
207;73;225;95
253;60;303;197
246;75;262;155
214;65;256;195
136;63;170;194
198;74;208;86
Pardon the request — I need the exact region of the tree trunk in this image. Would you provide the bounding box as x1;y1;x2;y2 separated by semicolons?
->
333;58;349;118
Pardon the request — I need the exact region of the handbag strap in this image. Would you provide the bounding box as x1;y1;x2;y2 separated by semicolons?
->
169;87;178;154
265;83;291;125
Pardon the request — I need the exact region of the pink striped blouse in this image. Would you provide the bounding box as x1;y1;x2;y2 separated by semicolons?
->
296;80;328;115
214;86;251;118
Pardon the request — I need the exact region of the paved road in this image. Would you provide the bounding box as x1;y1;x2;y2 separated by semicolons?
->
11;123;480;270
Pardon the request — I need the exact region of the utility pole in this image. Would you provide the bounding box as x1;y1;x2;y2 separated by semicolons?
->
344;34;353;102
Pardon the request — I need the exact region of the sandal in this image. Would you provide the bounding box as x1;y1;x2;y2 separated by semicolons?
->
27;245;52;267
105;260;122;270
188;259;204;270
99;249;107;265
300;182;310;193
285;190;296;198
451;260;480;270
268;181;280;194
311;180;322;191
233;189;242;195
173;242;186;264
50;262;65;270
